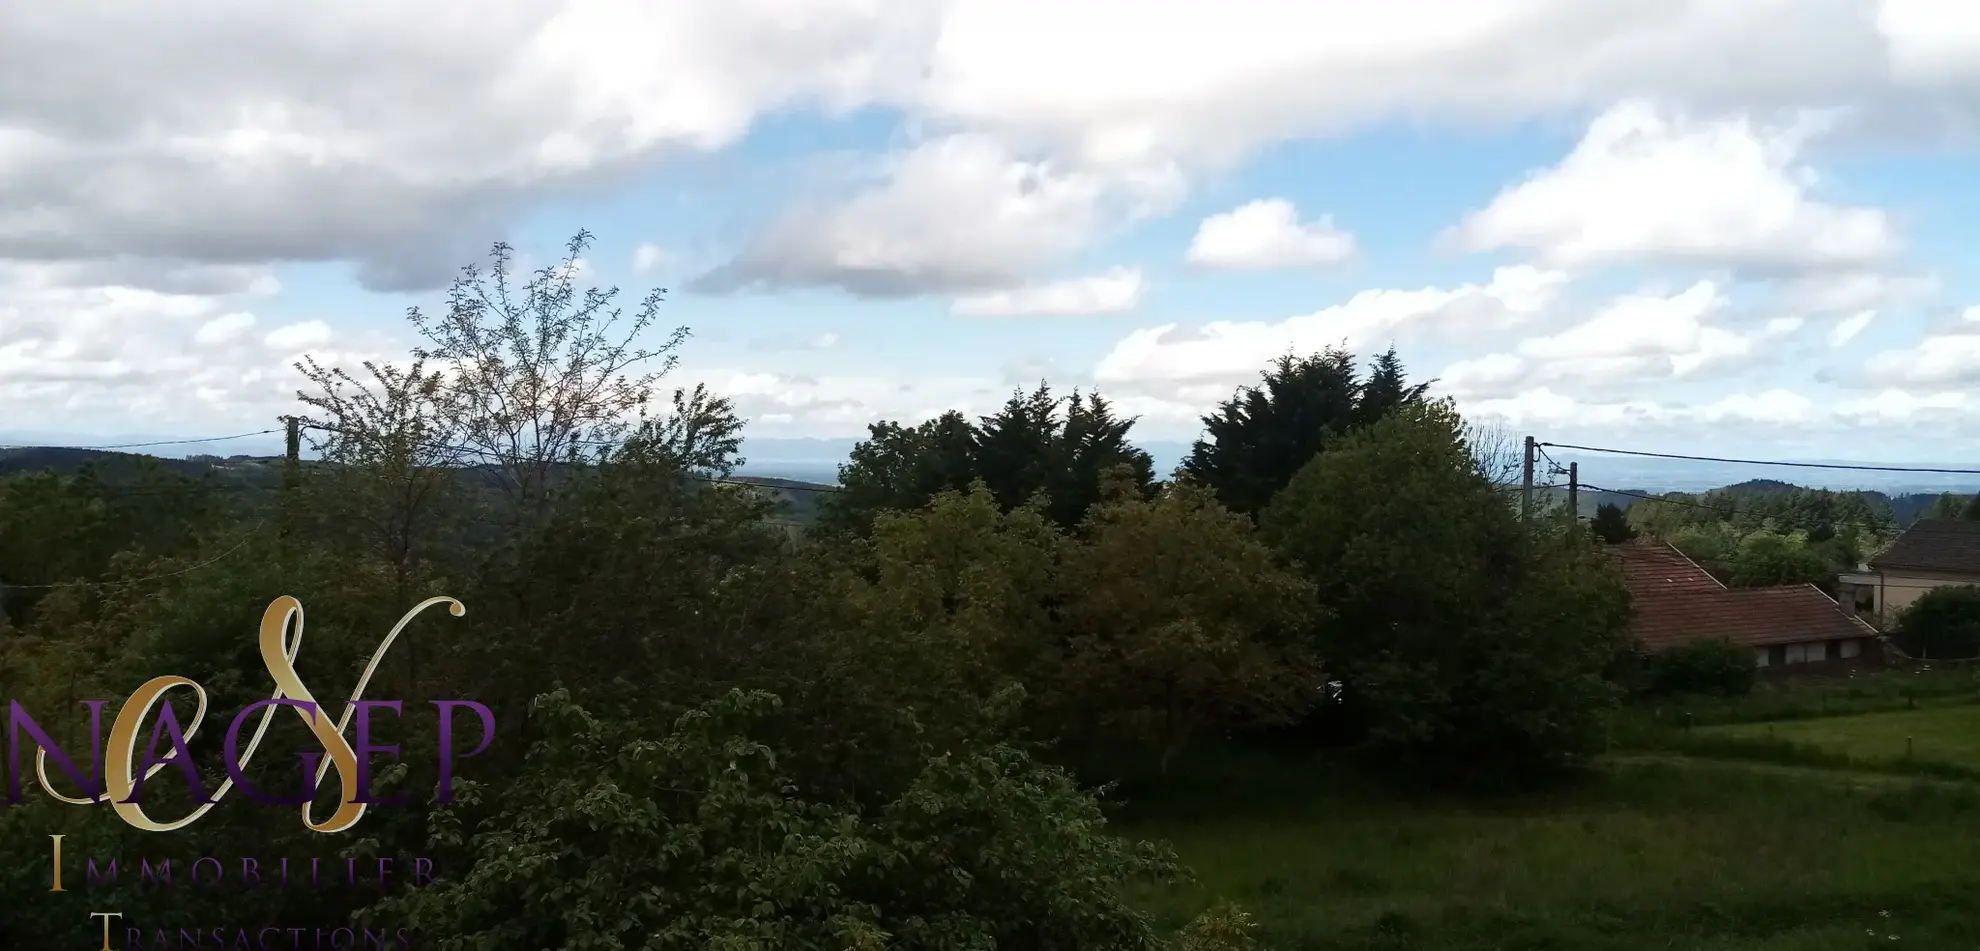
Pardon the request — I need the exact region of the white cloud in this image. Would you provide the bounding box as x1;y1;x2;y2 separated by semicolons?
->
1779;270;1940;314
1862;305;1980;387
1093;265;1567;387
697;134;1181;296
1435;281;1814;401
264;321;335;353
632;243;671;274
8;0;1980;299
1185;199;1355;269
1520;282;1743;373
0;264;392;431
918;1;1967;170
0;1;944;291
1831;310;1877;347
952;268;1145;316
1447;100;1899;273
1878;0;1980;84
194;312;257;346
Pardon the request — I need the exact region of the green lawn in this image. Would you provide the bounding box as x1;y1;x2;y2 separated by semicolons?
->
1704;704;1980;771
1116;751;1980;950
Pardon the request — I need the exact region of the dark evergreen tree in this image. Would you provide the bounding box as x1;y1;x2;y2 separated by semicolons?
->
1181;347;1427;518
1356;346;1433;428
819;385;1156;534
1050;391;1156;527
1589;502;1638;544
972;383;1065;511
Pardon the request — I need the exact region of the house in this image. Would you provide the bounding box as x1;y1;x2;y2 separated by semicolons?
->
1609;540;1884;672
1838;519;1980;629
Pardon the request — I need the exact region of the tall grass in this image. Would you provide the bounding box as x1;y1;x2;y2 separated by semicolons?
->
1120;750;1980;950
1620;665;1980;729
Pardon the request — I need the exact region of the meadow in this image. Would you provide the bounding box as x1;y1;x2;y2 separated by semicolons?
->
1120;685;1980;950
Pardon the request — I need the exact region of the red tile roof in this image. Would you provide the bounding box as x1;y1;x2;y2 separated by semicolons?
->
1607;541;1878;651
1608;540;1725;596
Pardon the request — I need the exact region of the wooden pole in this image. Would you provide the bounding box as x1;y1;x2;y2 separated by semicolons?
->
281;416;300;543
1568;461;1579;520
1521;435;1536;527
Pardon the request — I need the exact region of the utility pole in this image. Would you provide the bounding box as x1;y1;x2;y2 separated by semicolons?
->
1568;461;1579;520
1520;435;1535;526
281;416;300;543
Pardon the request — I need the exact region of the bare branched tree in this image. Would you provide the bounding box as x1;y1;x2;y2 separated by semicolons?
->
295;355;459;566
1463;416;1525;489
405;230;689;523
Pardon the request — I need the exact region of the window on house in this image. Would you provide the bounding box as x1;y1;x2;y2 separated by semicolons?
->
1826;640;1842;661
1841;638;1863;659
1783;642;1826;664
1754;647;1771;667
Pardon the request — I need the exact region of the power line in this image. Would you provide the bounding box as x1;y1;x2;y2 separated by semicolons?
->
1540;442;1980;476
0;428;284;452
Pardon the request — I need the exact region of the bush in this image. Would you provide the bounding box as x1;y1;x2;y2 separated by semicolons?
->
1261;401;1632;787
1893;585;1980;660
1645;637;1757;697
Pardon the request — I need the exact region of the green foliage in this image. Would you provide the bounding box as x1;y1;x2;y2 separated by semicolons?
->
1262;401;1631;785
1180;347;1426;518
821;387;1155;535
1725;528;1833;587
375;688;1187;950
1056;481;1324;770
1644;637;1757;698
1892;585;1980;660
1588;502;1636;544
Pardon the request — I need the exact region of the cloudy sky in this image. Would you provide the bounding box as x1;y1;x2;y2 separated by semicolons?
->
4;0;1980;465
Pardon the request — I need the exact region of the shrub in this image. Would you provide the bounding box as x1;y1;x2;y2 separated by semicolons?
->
1892;585;1980;660
1646;637;1758;697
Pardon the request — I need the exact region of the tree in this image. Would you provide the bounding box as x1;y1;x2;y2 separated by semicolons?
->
1056;481;1322;771
1356;346;1433;427
294;355;465;606
1463;418;1525;489
1726;529;1832;588
370;689;1225;951
1181;347;1426;518
820;389;1154;535
1589;502;1637;544
1891;585;1980;660
1261;400;1629;785
820;412;980;536
972;383;1064;511
1964;492;1980;520
402;229;688;528
1046;391;1157;528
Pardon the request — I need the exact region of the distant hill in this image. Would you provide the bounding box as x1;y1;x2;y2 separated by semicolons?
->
0;447;285;487
0;446;840;526
1718;479;1801;495
0;445;1959;532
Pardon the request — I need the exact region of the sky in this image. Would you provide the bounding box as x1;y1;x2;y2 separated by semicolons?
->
5;0;1980;479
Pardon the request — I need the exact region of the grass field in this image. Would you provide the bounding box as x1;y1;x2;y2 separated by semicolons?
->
1120;718;1980;950
1703;705;1980;772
